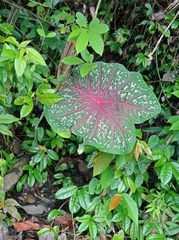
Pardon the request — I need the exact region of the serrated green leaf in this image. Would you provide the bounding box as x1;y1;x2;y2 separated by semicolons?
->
93;152;113;176
26;47;46;66
55;185;77;199
76;29;89;53
39;93;62;105
89;32;104;55
160;162;172;185
0;114;19;124
61;56;84;65
122;193;138;226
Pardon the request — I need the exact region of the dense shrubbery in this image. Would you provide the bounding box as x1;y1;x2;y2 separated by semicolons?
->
0;0;179;239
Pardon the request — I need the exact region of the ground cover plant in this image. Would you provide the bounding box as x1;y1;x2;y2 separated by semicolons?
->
0;0;179;239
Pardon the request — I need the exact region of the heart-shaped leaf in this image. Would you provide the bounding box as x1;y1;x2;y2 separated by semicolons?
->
44;62;161;154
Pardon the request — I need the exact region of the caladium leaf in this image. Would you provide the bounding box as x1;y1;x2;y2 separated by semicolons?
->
44;62;161;154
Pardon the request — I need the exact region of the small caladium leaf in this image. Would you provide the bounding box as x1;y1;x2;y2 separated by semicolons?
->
44;62;161;154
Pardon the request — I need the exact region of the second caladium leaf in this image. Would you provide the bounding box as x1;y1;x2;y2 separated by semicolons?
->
44;62;161;154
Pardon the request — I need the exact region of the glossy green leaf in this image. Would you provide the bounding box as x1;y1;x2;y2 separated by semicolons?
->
76;12;87;28
89;220;97;239
34;168;42;183
61;56;84;65
38;93;62;105
76;29;89;53
30;150;45;166
47;209;59;221
170;120;179;130
78;188;91;210
101;166;114;189
122;193;138;226
0;114;19;124
26;47;46;66
14;57;26;77
143;222;153;236
47;149;59;160
28;174;35;188
160;162;172;185
37;127;44;142
93;152;113;176
112;230;124;240
69;192;81;214
130;222;138;240
20;101;34;119
0;124;12;136
55;185;78;199
146;234;165;240
89;32;104;55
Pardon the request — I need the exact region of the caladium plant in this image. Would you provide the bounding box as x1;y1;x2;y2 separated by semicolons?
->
44;62;161;154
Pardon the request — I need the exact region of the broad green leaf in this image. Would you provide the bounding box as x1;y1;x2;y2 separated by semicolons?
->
130;222;138;240
30;150;45;166
146;234;165;240
19;40;31;48
39;93;62;105
0;114;19;124
148;135;159;148
89;32;104;55
6;36;19;47
172;90;179;98
78;221;90;233
0;124;12;136
34;168;42;183
168;115;179;124
14;58;26;77
46;32;56;38
80;63;94;77
76;29;89;53
76;12;87;28
37;127;44;142
93;152;113;176
90;22;109;34
122;193;138;226
47;149;59;160
37;28;46;37
55;185;78;199
170;120;179;130
75;214;91;222
61;56;84;65
26;47;46;66
47;209;59;221
101;166;114;189
160;162;172;185
28;174;35;188
112;230;124;240
20;101;34;119
143;222;153;236
78;188;91;210
68;28;82;40
89;220;97;239
69;192;81;214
